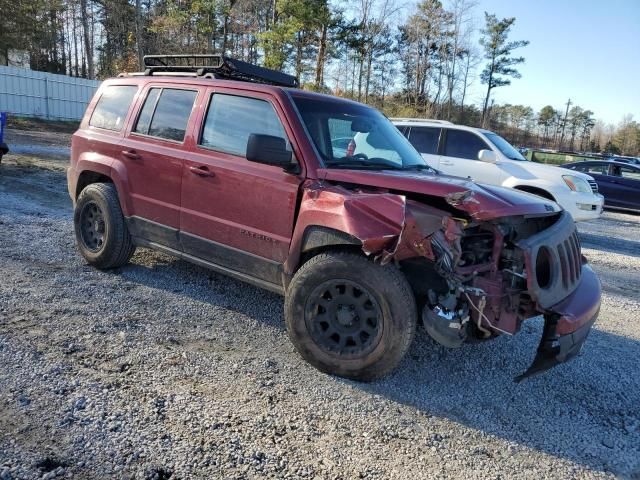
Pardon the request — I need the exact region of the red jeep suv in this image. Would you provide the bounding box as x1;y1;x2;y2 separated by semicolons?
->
67;55;601;381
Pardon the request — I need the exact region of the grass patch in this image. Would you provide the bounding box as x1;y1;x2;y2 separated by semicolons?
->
6;116;79;134
528;151;597;166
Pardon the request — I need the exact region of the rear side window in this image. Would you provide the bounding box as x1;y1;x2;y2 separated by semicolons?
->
444;129;490;160
200;94;289;157
582;163;609;175
89;85;137;131
409;127;441;154
134;88;197;142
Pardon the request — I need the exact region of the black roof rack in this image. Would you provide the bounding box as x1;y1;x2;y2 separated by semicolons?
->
142;54;299;88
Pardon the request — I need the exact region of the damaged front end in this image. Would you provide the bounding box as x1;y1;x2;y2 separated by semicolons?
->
290;179;601;381
404;201;601;382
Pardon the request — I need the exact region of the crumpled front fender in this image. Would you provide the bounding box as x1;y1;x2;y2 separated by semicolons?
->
285;181;459;275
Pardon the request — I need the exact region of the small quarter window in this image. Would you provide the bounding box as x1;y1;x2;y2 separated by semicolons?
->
89;85;137;132
134;88;197;142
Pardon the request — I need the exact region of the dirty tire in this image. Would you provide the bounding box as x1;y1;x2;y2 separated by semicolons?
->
74;182;136;269
285;251;417;381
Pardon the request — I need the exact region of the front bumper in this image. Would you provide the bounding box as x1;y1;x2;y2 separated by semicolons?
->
558;191;604;222
516;263;601;381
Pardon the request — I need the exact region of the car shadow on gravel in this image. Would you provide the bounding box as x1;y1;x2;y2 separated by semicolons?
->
361;323;640;478
118;254;285;329
598;270;640;301
579;232;640;258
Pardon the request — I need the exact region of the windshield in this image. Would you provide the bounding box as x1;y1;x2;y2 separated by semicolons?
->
291;94;433;172
485;132;527;161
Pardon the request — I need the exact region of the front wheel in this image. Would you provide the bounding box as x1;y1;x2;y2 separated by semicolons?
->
73;183;136;269
285;251;417;381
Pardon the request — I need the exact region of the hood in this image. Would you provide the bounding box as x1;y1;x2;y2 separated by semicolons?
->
318;168;561;221
502;158;594;181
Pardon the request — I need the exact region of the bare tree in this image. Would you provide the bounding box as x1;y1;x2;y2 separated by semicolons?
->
80;0;94;78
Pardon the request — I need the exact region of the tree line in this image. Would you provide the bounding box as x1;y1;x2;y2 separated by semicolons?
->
1;0;638;155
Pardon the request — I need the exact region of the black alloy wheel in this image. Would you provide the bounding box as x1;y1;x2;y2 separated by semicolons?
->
305;279;383;358
79;201;106;252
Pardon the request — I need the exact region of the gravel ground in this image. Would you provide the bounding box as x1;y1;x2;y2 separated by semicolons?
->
0;152;639;480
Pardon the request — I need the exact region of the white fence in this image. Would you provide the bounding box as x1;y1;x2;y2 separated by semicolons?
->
0;66;101;121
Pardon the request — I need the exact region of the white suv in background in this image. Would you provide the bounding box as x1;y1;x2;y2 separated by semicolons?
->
389;119;604;222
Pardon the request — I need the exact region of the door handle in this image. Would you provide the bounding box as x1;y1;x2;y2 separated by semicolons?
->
441;161;453;166
121;149;141;160
189;165;215;177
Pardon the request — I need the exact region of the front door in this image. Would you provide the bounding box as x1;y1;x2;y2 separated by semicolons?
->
439;129;504;184
608;164;640;210
122;85;200;249
179;89;303;286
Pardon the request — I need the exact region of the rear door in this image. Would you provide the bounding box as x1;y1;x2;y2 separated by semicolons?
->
179;89;303;286
439;129;504;184
609;164;640;210
122;85;200;249
406;126;442;169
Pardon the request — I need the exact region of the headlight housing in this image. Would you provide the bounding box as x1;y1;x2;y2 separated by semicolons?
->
562;175;592;193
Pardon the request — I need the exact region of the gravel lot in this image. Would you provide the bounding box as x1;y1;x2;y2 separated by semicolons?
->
0;149;639;480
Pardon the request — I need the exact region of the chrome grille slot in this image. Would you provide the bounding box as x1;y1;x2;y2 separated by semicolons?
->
588;179;598;193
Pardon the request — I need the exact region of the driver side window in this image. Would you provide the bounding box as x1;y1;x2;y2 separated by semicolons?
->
200;93;290;157
619;166;640;180
583;163;609;174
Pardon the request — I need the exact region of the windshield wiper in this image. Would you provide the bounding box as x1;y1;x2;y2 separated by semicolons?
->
325;160;403;170
402;164;437;173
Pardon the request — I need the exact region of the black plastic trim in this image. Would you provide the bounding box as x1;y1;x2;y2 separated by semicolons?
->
126;215;284;289
180;231;282;285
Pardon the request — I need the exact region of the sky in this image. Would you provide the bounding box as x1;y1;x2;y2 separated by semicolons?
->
464;0;640;125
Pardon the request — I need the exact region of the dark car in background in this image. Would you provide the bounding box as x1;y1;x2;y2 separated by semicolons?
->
606;156;639;165
563;160;640;213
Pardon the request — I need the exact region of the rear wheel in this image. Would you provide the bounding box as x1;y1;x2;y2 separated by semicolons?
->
285;251;417;381
74;183;136;269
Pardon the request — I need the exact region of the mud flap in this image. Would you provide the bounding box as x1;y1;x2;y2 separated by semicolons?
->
515;309;598;382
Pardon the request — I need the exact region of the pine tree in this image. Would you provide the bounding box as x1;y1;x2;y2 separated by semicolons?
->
479;12;528;127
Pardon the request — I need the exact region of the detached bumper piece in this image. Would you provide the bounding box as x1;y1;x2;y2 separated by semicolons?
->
516;264;601;382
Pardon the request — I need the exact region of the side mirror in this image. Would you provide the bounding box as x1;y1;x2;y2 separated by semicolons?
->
246;134;296;172
478;149;497;163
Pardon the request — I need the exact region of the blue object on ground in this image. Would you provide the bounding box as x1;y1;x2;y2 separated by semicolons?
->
0;112;8;157
0;112;6;144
